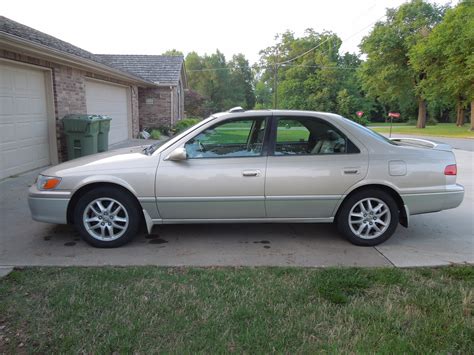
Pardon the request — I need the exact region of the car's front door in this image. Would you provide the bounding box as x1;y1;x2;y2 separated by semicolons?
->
155;115;270;221
265;115;369;220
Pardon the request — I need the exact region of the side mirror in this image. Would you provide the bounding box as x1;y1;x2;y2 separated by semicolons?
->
166;147;187;161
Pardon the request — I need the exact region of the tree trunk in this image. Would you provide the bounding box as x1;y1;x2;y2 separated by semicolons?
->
471;99;474;131
456;100;465;126
416;98;426;128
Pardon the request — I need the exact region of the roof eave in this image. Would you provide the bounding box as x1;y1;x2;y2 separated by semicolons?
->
0;32;155;86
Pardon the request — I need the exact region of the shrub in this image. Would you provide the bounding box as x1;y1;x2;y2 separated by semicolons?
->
150;129;161;140
353;116;370;126
157;125;173;136
174;118;201;133
407;117;438;126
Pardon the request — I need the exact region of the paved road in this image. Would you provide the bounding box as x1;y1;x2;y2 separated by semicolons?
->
0;150;472;268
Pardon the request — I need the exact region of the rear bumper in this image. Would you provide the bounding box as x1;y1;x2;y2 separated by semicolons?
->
401;184;464;215
28;185;70;224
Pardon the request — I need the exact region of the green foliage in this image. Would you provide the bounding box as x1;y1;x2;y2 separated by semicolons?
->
254;81;272;109
174;118;201;133
359;0;446;123
157;125;172;136
185;51;256;116
255;30;376;118
149;129;161;140
162;49;183;56
410;1;474;110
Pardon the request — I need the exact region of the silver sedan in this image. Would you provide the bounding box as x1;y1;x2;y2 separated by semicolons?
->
28;109;464;247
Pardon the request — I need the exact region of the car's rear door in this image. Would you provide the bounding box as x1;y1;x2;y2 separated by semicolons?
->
155;114;270;221
264;114;369;220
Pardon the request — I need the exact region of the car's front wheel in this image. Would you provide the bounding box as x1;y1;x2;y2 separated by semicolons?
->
337;189;399;246
74;187;141;248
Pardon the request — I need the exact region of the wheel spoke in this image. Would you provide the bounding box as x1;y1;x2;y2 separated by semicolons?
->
373;203;383;214
114;216;127;223
367;199;373;210
90;205;101;215
375;218;387;226
90;223;102;230
106;224;114;237
356;223;366;235
96;201;106;213
112;205;122;215
112;221;126;230
106;201;115;213
372;224;382;233
85;216;100;223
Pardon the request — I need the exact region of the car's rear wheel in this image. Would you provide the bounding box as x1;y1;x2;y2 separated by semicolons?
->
74;187;140;248
337;189;399;246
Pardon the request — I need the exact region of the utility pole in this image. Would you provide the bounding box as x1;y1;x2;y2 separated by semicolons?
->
273;45;279;109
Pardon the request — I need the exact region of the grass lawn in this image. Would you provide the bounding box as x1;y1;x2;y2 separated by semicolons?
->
368;122;411;127
1;266;473;353
371;123;474;138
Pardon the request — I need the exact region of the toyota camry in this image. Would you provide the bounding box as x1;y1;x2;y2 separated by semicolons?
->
28;109;464;247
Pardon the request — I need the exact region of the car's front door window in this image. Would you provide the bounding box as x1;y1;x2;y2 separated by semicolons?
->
185;118;267;159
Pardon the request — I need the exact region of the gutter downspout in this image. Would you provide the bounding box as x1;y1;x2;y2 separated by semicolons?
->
170;86;174;125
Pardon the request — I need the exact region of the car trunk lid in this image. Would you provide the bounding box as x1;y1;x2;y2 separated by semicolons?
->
389;137;452;152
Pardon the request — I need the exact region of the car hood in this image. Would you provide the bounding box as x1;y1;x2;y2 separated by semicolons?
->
41;146;155;176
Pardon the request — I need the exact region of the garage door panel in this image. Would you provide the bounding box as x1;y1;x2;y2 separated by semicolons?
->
85;80;130;145
0;63;51;180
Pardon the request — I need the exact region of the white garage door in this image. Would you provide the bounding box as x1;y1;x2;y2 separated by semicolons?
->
85;80;130;145
0;62;51;180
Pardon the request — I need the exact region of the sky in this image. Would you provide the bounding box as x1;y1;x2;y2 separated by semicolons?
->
2;0;456;64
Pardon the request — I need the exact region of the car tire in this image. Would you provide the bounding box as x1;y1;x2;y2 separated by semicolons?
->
337;189;399;246
74;186;141;248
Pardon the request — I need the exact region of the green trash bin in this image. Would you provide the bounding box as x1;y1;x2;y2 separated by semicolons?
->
97;115;112;152
63;114;100;160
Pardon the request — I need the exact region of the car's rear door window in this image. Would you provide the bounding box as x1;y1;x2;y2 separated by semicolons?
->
273;117;359;155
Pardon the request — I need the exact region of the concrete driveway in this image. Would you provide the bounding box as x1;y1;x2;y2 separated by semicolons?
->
0;149;472;268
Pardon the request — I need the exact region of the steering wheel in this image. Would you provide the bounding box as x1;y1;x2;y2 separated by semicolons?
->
198;140;206;152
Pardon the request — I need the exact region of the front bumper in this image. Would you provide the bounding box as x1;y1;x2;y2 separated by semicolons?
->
28;185;71;224
401;184;465;215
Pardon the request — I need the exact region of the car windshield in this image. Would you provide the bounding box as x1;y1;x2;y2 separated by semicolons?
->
142;138;172;155
142;115;218;155
343;118;398;145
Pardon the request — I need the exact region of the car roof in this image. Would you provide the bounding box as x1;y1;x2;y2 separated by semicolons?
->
214;109;345;123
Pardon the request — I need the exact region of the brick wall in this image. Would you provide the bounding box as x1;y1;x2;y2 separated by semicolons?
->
1;50;141;162
138;86;173;129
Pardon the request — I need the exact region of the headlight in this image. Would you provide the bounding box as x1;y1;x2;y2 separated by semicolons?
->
36;175;62;190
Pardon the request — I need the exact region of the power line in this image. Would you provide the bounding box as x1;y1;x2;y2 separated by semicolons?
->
275;12;387;66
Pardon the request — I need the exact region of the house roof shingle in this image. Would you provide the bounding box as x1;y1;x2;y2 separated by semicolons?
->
0;16;184;86
0;16;118;70
96;54;184;85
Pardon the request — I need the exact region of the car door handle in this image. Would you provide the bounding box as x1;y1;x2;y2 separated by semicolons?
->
343;168;360;175
242;170;261;177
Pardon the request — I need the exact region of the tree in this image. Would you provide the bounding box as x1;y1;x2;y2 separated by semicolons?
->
254;80;272;109
256;29;377;120
162;49;183;56
359;0;446;128
228;54;256;109
185;51;256;115
184;89;210;118
411;1;474;128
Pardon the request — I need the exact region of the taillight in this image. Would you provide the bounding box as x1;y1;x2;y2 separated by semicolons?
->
444;164;457;176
